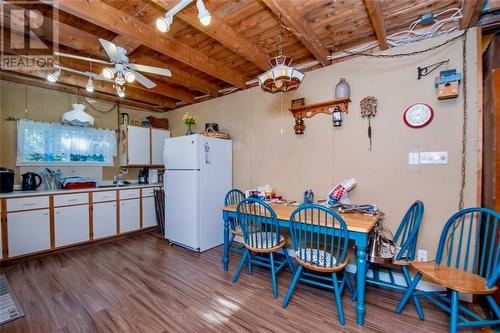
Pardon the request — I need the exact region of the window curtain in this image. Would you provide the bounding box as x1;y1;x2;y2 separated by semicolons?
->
17;119;117;165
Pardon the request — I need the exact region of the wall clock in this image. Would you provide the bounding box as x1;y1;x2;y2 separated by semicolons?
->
403;103;434;128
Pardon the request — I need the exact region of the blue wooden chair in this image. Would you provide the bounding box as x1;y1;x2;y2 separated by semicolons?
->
365;200;425;319
282;204;352;325
396;207;500;332
224;189;246;254
232;198;295;299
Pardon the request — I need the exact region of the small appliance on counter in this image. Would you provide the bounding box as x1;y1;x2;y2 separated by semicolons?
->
149;169;159;184
138;167;149;184
21;172;42;191
0;168;14;193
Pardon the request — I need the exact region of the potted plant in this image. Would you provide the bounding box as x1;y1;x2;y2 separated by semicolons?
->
182;112;196;135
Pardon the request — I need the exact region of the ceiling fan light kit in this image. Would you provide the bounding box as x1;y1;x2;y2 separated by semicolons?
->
156;0;211;33
116;86;126;98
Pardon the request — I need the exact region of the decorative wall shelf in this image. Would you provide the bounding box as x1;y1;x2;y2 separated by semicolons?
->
289;98;351;134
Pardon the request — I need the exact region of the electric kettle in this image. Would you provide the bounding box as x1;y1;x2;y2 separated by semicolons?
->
21;172;42;191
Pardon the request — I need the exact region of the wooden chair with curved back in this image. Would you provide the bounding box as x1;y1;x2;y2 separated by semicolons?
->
396;207;500;333
281;204;352;325
224;189;246;254
232;198;295;299
365;200;425;319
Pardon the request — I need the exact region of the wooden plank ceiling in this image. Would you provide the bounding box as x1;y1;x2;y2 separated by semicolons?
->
2;0;470;110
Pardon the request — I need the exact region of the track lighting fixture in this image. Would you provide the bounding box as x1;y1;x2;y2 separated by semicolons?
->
156;0;210;32
47;69;61;83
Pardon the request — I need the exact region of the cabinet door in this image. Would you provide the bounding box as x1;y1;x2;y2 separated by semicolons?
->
119;199;140;233
151;129;170;165
142;196;157;228
93;202;117;239
127;126;150;165
55;205;89;247
7;209;50;257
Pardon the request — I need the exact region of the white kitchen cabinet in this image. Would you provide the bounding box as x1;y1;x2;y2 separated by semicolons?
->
127;126;150;166
119;199;140;233
151;128;170;165
54;205;89;247
93;202;117;239
142;196;157;228
7;209;50;257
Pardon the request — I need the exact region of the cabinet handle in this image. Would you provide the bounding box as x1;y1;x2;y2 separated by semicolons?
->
22;203;35;206
67;199;78;202
56;211;60;214
43;212;48;216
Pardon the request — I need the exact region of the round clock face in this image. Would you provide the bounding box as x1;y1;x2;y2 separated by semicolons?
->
404;103;434;128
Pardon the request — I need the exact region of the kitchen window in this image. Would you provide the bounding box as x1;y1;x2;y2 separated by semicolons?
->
17;119;117;166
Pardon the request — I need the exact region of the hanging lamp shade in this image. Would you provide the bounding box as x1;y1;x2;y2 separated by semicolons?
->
62;103;95;127
258;55;304;93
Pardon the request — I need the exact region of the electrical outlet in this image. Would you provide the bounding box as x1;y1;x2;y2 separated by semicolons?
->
417;249;428;262
408;152;420;165
419;151;448;164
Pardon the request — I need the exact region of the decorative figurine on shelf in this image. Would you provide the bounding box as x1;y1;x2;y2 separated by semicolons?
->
360;96;378;151
182;112;196;135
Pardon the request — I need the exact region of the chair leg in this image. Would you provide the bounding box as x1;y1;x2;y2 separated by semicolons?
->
450;290;459;333
247;251;252;275
232;250;249;283
332;272;345;325
401;266;425;320
270;252;278;299
396;272;422;314
228;233;235;249
282;248;295;274
344;271;354;297
282;265;303;308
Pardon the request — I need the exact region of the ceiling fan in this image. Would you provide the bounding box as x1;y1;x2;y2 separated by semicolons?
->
55;38;172;90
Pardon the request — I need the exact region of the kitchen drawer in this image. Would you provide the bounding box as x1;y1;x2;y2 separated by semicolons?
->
93;191;117;203
119;189;140;200
7;196;49;212
54;193;89;207
141;187;160;197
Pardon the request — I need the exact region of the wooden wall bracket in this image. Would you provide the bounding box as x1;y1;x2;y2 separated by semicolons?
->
289;98;351;134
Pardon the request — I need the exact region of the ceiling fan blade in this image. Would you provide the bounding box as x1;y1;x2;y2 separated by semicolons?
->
55;52;111;65
133;71;157;89
99;38;121;63
128;63;172;77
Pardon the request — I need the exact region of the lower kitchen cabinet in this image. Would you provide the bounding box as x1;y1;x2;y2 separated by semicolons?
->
55;205;89;247
93;202;117;239
7;209;50;257
142;196;157;228
119;199;140;233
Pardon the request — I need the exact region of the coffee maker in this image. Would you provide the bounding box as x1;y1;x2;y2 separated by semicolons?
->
0;168;14;193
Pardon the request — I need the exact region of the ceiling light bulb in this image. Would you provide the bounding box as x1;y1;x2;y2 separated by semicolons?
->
102;67;114;80
156;16;170;32
116;86;125;98
124;70;136;83
85;77;94;93
47;69;61;83
196;0;211;26
114;72;126;85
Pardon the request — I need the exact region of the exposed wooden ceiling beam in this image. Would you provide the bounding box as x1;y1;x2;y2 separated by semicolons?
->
363;0;388;50
261;0;329;66
110;35;142;54
1;66;176;109
55;0;248;88
461;0;486;29
151;0;270;70
1;72;167;112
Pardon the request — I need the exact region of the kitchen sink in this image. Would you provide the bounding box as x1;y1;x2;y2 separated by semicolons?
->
97;184;127;188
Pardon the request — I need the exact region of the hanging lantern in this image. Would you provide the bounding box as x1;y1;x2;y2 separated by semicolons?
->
258;55;305;93
332;106;343;127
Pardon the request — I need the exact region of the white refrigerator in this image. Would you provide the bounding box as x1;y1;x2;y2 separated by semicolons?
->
164;134;232;252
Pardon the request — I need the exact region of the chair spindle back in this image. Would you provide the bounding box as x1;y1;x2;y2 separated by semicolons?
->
435;207;500;288
237;198;281;250
224;189;245;230
289;204;349;269
393;200;424;262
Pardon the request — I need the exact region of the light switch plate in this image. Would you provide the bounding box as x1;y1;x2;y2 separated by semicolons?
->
420;151;448;164
408;152;420;165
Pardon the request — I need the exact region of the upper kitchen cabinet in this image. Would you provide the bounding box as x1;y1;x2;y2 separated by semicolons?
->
119;124;170;167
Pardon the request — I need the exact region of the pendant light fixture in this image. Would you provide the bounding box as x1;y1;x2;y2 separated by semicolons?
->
85;77;94;92
258;14;304;94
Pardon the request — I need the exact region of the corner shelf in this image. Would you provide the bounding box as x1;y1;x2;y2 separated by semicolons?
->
289;98;351;134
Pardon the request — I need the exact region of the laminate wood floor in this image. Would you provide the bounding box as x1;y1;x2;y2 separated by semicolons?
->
0;232;482;333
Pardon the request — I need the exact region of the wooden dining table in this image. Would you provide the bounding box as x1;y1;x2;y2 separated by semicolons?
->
221;203;378;325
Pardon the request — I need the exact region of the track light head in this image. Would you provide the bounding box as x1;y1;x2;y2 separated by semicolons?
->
196;0;211;26
85;77;94;93
156;14;173;32
47;69;61;83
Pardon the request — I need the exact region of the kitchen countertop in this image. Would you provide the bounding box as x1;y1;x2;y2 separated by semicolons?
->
0;183;164;199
